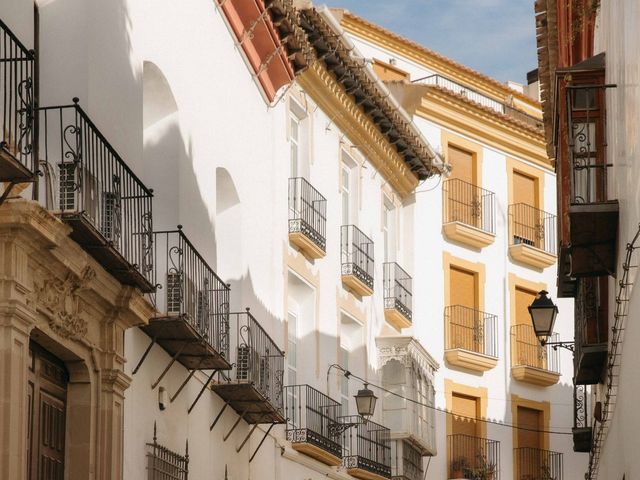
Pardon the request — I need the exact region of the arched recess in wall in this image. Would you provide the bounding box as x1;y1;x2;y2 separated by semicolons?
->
216;167;243;286
142;61;182;230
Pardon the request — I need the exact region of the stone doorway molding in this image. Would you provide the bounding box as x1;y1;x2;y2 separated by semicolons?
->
0;199;154;480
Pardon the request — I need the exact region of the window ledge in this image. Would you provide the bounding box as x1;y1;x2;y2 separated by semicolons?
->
289;231;326;259
511;365;560;386
444;349;498;372
509;243;556;269
384;307;412;330
443;221;495;249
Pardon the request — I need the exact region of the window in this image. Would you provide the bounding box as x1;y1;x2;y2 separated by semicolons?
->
287;311;298;387
340;150;359;225
289;100;309;179
340;343;349;415
383;198;396;263
339;312;364;416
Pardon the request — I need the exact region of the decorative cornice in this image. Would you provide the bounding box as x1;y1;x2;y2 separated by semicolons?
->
298;63;419;197
376;336;439;378
416;87;552;170
336;9;540;110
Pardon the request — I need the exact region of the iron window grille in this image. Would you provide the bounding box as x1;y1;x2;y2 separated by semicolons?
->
341;225;374;290
445;305;498;358
443;178;496;235
0;18;35;178
383;262;412;321
288;177;327;253
284;384;343;459
391;440;424;480
146;423;188;480
448;434;500;480
514;447;563;480
508;203;557;255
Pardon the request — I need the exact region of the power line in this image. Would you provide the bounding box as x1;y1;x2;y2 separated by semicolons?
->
329;365;574;436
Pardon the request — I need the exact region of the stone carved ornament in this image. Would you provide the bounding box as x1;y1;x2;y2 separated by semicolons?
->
31;266;95;339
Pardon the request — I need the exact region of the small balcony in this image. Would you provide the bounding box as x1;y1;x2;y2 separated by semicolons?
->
38;100;154;292
444;305;498;372
510;325;560;386
340;416;391;480
0;19;36;186
288;177;326;259
391;440;423;480
140;228;231;371
284;384;342;466
572;384;592;453
212;310;285;424
448;434;500;480
442;178;495;249
341;225;374;296
383;262;412;330
508;203;557;270
514;447;563;480
574;277;608;385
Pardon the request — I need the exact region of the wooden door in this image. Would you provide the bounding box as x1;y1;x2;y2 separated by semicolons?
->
451;393;479;469
517;407;543;478
512;171;540;246
447;146;478;226
449;267;480;352
27;342;68;480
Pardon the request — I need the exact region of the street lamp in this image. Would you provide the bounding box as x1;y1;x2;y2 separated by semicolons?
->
354;384;377;420
528;290;574;351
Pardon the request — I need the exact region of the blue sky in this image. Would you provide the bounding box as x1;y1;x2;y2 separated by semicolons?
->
324;0;538;85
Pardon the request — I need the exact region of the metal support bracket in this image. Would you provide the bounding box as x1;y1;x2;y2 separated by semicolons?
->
236;423;259;453
249;423;276;462
132;337;156;375
169;370;196;403
0;181;16;206
210;401;230;431
188;369;218;414
151;342;187;390
223;411;248;442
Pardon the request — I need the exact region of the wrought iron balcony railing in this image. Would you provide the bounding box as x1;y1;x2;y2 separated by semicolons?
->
38;100;154;291
572;383;592;453
508;203;557;255
288;177;327;256
284;384;342;462
510;325;560;374
340;415;391;479
443;178;495;234
213;310;285;424
514;447;563;480
445;305;498;358
0;18;35;183
383;262;412;322
341;225;374;293
574;277;608;385
150;228;230;359
391;440;423;480
448;434;500;480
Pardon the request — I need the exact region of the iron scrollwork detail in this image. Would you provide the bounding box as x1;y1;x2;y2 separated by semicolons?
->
17;78;34;156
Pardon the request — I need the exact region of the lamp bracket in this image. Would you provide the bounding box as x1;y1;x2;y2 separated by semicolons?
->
328;418;364;437
542;340;575;352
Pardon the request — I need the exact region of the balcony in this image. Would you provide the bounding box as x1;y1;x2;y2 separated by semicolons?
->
572;384;592;453
448;434;500;480
212;310;285;424
340;416;391;480
0;19;36;187
510;325;560;386
514;447;563;480
284;384;342;466
565;82;618;277
38;100;154;292
508;203;557;269
288;177;326;259
140;228;231;371
442;179;495;249
444;305;498;372
574;277;608;385
391;440;423;480
383;263;412;330
341;225;374;296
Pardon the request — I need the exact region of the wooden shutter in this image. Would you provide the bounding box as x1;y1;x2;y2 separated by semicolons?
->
452;393;478;437
448;146;475;185
515;287;537;326
517;406;542;449
513;171;537;207
450;267;477;309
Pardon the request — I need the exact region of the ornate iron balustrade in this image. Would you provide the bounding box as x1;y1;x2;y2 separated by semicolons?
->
448;434;500;480
284;384;342;460
566;84;612;205
383;262;412;320
443;178;496;234
445;305;498;358
572;383;592;452
574;277;608;384
341;225;374;291
514;447;563;480
340;415;391;479
510;325;560;374
391;440;423;480
147;423;189;480
288;177;327;254
0;18;35;180
152;228;230;358
38;100;154;291
508;203;557;255
216;310;285;420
